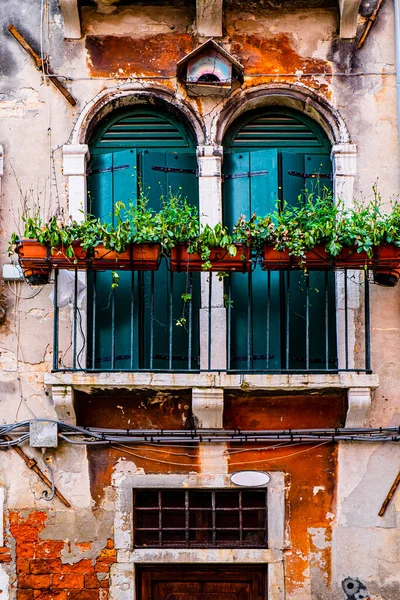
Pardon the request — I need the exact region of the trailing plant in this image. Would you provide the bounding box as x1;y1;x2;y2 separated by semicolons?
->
186;222;241;270
335;189;400;257
272;190;339;262
157;193;200;251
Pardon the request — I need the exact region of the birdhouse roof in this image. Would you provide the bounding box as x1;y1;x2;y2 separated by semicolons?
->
177;39;244;81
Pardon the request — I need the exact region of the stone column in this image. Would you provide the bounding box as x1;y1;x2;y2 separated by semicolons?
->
331;143;360;370
62;144;90;221
197;145;226;371
62;144;90;369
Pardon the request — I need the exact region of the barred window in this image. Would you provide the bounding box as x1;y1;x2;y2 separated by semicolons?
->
133;489;268;549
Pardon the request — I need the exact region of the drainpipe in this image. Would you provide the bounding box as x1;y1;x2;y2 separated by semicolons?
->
395;0;400;157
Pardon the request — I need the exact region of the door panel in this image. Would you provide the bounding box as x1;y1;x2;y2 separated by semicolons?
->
281;152;336;370
140;567;267;600
140;150;200;370
87;149;199;370
87;150;139;370
223;150;280;371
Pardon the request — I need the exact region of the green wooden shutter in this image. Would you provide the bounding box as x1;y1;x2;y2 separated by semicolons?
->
281;152;336;371
223;150;281;371
139;150;200;370
87;149;139;370
88;149;199;371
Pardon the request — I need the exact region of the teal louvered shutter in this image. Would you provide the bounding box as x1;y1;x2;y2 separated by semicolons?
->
139;150;200;370
281;153;336;371
94;112;192;150
223;150;281;371
87;149;139;370
88;149;199;371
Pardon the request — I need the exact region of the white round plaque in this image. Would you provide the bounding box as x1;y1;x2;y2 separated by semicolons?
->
230;470;270;487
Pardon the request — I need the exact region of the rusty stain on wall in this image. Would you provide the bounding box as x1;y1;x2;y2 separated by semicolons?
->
86;34;195;77
75;390;199;503
225;392;344;593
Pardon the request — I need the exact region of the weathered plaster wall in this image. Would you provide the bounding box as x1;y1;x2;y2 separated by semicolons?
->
0;0;399;599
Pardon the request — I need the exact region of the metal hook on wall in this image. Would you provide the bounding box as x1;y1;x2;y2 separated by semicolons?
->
40;449;55;502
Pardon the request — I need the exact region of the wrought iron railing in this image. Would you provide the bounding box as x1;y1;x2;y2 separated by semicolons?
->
52;261;371;373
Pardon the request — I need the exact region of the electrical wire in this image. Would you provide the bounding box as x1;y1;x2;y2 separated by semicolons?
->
7;281;44;300
2;420;400;448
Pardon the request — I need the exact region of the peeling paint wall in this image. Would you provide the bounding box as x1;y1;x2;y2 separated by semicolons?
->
0;0;399;599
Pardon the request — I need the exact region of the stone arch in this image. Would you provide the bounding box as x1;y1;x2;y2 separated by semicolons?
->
70;83;206;147
214;83;350;147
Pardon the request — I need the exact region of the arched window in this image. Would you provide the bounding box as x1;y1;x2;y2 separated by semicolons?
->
222;107;336;372
87;106;199;371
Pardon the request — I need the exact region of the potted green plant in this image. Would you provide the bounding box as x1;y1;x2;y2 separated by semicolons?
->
259;192;337;270
158;194;251;272
91;200;161;271
9;199;162;282
334;193;400;285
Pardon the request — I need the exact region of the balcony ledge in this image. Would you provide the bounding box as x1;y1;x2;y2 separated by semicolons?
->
44;371;379;393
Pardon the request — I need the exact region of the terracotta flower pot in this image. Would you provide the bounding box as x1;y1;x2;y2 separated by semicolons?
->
92;243;161;271
170;244;251;272
50;242;91;269
262;244;331;270
373;244;400;287
15;240;51;285
334;247;373;269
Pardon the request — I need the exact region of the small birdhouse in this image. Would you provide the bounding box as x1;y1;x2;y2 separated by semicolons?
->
177;39;244;97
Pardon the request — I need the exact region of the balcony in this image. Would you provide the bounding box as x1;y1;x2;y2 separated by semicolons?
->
52;260;371;375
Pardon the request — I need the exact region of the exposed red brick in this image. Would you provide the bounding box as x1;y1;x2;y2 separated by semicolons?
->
11;525;41;545
17;544;35;559
17;591;35;600
62;559;93;574
98;549;116;560
26;513;47;528
75;542;92;552
65;591;99;599
84;572;100;589
35;541;65;558
11;511;116;598
0;547;12;563
52;574;85;590
94;562;110;573
30;559;63;574
34;592;67;600
19;574;51;589
16;558;31;574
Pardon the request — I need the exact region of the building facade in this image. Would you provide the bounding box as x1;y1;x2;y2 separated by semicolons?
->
0;0;399;598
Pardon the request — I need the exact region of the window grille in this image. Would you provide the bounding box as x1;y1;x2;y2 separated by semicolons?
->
133;489;268;549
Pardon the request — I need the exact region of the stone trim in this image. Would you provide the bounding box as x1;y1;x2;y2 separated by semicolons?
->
59;0;81;39
214;83;351;146
62;144;90;222
192;388;224;428
69;84;205;147
111;471;286;600
339;0;362;39
196;0;223;37
44;372;379;391
345;387;372;427
51;385;76;425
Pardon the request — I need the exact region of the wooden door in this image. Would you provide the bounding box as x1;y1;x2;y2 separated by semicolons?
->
139;566;267;600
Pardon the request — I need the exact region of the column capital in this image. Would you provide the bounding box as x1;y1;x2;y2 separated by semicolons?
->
192;388;224;428
197;145;223;158
51;385;76;424
345;387;372;427
63;144;90;176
